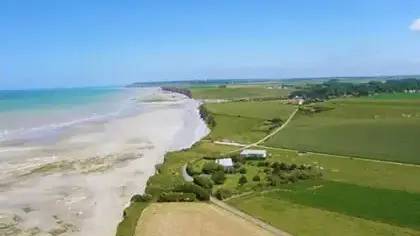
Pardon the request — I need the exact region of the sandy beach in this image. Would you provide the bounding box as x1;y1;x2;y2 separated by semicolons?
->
0;89;209;236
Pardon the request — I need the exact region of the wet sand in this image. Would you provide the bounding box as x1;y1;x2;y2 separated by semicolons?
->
0;90;209;236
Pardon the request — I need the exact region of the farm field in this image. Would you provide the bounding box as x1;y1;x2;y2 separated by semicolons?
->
227;191;420;236
264;147;420;193
191;86;291;100
264;97;420;164
135;203;274;236
205;101;296;143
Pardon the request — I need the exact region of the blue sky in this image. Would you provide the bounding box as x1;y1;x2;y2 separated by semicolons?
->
1;0;420;88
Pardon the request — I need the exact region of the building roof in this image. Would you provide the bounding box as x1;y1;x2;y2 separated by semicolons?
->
215;158;234;167
240;149;267;156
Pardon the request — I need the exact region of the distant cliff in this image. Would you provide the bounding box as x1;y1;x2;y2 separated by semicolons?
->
160;87;192;98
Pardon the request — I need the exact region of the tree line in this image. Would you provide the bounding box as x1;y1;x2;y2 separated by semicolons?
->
290;78;420;100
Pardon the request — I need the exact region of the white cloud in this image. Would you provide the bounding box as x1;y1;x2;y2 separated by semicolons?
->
409;18;420;31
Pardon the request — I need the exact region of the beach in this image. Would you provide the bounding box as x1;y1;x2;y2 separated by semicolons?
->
0;88;209;236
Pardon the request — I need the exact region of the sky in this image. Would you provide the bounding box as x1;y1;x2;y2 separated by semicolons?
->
0;0;420;89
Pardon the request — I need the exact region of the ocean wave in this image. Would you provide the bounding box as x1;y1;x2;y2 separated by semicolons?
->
0;98;141;144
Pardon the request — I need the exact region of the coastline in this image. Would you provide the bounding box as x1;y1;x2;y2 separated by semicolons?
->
0;88;209;236
115;89;210;236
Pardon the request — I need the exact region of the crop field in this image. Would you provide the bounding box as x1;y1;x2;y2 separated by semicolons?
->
135;203;274;236
205;101;296;143
264;97;420;164
263;147;420;193
191;86;291;100
265;180;420;229
227;191;420;236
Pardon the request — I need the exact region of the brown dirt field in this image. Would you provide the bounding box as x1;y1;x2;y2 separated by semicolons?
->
135;203;275;236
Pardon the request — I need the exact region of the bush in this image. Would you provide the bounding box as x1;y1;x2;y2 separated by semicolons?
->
193;176;214;189
252;175;261;182
214;188;233;200
202;162;224;174
130;194;151;202
211;171;226;185
257;161;265;167
186;163;202;176
239;167;247;174
289;163;297;171
158;192;196;202
263;168;272;174
233;162;242;169
176;183;210;201
238;175;248;185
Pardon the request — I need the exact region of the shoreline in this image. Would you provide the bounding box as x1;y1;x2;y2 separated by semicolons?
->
0;89;209;236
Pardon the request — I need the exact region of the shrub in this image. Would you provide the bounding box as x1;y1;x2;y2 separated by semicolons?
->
263;168;271;174
298;164;307;170
252;175;261;182
279;162;288;170
257;161;265;167
193;176;214;189
158;192;196;202
202;162;224;174
238;175;248;185
214;188;233;200
211;171;226;185
289;163;297;171
186;163;202;176
130;194;151;202
239;167;247;174
233;162;242;169
176;183;210;201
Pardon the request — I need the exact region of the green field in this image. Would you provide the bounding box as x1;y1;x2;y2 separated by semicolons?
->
228;191;420;236
205;101;296;143
265;97;420;164
262;180;420;229
191;86;291;100
264;148;420;193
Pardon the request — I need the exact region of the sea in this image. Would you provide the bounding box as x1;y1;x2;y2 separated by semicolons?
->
0;87;143;144
0;87;209;236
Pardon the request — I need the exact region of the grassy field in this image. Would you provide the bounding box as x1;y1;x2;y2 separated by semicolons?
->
264;180;420;229
205;101;296;143
135;203;274;236
228;192;420;236
191;86;291;100
263;147;420;193
265;97;420;164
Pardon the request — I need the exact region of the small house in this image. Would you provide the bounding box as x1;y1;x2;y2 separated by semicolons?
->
240;149;267;159
215;158;234;170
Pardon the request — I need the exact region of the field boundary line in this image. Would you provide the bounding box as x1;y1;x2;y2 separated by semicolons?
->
210;197;292;236
257;145;420;168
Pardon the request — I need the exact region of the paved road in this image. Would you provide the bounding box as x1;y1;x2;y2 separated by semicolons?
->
210;197;292;236
181;164;194;182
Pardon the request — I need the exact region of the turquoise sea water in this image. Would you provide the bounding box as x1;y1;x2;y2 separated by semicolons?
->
0;87;143;142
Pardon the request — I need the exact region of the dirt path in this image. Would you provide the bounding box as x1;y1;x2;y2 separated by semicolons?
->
223;108;298;154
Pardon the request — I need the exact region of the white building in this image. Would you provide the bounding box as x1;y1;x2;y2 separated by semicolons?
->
215;158;234;170
240;149;267;159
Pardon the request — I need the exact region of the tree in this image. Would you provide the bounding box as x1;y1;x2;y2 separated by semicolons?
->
202;162;223;174
193;176;214;189
239;167;247;174
176;183;210;201
211;171;226;185
252;175;261;182
238;175;248;185
214;188;233;200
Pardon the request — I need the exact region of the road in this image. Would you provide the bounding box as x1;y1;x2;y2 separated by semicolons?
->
210;197;292;236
